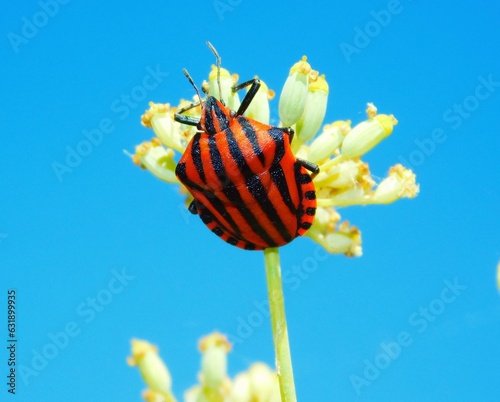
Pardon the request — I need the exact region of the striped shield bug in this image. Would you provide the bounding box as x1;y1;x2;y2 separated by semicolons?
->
174;42;319;250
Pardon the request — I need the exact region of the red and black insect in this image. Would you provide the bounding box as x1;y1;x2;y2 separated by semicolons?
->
174;43;318;250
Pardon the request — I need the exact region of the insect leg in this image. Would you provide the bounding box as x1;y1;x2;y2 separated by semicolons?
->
174;114;200;126
188;200;198;215
174;103;201;126
232;78;261;116
175;99;203;126
297;158;320;179
175;67;204;126
281;127;294;143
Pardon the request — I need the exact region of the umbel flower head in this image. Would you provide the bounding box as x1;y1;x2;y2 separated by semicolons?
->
132;54;419;256
128;333;280;402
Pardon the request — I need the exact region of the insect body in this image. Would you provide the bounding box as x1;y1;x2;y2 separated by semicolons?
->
175;44;318;250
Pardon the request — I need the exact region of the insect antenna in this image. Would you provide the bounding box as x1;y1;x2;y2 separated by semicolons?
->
182;68;203;106
206;41;223;102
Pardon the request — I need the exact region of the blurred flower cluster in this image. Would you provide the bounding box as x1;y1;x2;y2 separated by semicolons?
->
132;55;419;256
128;333;280;402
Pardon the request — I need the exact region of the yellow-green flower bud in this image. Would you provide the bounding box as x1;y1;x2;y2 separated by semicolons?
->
312;205;340;231
295;74;329;144
141;103;185;153
184;386;204;402
229;373;251;402
229;363;279;402
278;56;311;126
306;211;362;256
199;332;231;391
326;187;369;206
324;229;362;257
243;79;274;124
127;339;173;398
373;164;419;204
132;139;178;184
208;65;240;111
341;114;398;159
315;160;372;191
308;120;350;163
247;363;279;401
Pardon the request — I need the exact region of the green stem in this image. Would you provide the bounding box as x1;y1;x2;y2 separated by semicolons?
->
263;247;296;402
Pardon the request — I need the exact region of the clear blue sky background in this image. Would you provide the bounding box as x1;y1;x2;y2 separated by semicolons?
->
1;1;499;401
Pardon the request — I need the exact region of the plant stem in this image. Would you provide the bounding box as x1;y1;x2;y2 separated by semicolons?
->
263;247;296;402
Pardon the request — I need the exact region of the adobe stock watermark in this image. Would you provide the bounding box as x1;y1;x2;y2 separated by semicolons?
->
18;268;135;386
213;0;243;21
398;73;499;168
349;277;467;396
227;246;330;345
8;0;71;54
51;64;168;182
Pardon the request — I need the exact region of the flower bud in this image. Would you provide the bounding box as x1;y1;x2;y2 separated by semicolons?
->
295;73;329;145
373;164;419;204
341;114;398;159
278;56;311;126
305;210;362;256
324;187;368;206
199;332;231;391
315;160;372;191
324;228;362;257
141;103;185;153
308;121;350;163
243;79;274;124
229;363;279;402
247;363;279;401
184;386;204;402
132;139;178;183
229;373;251;402
312;205;341;231
208;65;240;111
127;339;173;398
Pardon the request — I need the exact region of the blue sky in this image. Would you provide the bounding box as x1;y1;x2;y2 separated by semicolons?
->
1;1;499;401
